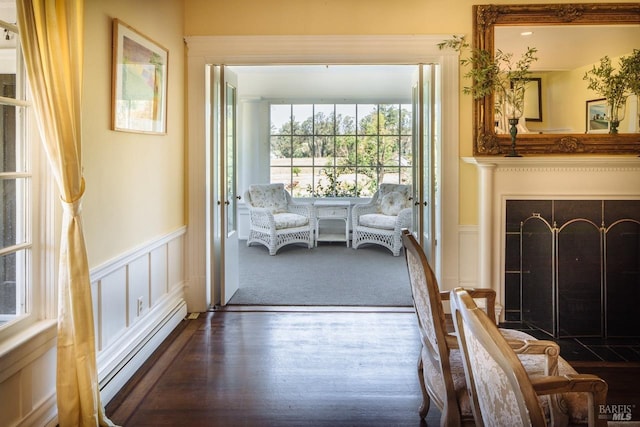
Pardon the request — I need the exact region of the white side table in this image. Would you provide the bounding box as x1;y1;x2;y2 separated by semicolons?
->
314;200;351;247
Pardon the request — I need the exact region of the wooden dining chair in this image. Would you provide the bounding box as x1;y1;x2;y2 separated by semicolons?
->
401;230;594;426
450;287;608;427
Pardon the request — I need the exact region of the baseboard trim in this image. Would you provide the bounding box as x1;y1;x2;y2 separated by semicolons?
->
98;296;188;404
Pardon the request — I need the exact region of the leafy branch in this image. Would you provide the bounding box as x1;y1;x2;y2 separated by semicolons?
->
583;55;631;105
620;49;640;97
437;35;538;103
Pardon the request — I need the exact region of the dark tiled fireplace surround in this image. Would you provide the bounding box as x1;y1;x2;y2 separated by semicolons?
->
502;199;640;363
464;156;640;363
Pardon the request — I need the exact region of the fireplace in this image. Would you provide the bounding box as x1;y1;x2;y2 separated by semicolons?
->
505;199;640;338
464;155;640;338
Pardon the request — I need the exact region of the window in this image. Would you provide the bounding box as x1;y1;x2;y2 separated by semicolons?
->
0;16;34;330
270;103;412;197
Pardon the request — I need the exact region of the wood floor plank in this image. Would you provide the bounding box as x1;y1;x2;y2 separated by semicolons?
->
106;309;640;426
107;310;436;426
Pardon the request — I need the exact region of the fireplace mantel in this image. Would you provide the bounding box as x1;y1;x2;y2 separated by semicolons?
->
464;155;640;169
462;155;640;320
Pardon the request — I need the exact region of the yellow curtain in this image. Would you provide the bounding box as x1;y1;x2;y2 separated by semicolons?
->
16;1;115;426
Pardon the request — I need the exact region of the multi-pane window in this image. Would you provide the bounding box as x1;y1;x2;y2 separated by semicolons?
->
270;103;412;197
0;17;31;327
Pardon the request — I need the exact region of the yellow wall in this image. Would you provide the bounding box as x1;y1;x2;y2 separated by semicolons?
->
83;0;185;267
184;0;634;225
185;0;480;223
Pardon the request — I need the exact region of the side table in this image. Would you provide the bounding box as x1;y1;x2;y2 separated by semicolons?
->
314;200;351;247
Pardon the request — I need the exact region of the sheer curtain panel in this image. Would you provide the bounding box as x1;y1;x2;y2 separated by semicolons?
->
16;1;114;425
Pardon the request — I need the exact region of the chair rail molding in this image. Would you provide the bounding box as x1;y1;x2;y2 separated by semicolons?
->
462;155;640;320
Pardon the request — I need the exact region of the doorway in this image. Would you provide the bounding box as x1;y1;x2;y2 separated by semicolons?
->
217;64;439;306
185;35;461;312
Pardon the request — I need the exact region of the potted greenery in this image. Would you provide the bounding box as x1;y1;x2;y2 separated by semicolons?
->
583;54;634;134
438;35;538;156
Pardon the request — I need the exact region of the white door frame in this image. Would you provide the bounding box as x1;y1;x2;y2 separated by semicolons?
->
185;35;460;312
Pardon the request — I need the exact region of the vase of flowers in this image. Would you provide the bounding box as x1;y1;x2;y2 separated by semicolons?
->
438;35;537;156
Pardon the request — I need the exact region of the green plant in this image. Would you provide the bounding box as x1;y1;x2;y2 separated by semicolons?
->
583;55;631;106
437;35;538;109
620;49;640;97
307;168;360;198
583;54;634;133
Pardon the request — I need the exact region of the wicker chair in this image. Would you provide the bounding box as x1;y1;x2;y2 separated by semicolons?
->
351;183;412;256
401;230;595;426
450;287;608;427
244;183;314;255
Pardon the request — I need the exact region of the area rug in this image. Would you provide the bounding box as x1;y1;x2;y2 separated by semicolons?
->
229;241;413;306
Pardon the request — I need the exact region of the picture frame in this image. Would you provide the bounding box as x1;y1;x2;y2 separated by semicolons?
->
112;19;168;134
523;78;542;122
585;98;609;134
510;78;542;122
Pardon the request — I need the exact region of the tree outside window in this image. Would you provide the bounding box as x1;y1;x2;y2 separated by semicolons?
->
270;103;412;197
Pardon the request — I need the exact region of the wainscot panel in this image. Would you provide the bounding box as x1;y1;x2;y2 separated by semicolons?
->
91;226;187;404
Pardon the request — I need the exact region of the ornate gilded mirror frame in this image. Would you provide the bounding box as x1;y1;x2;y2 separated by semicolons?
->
473;3;640;155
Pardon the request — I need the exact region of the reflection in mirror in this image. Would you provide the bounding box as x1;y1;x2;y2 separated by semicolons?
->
496;25;640;134
473;3;640;155
523;78;541;122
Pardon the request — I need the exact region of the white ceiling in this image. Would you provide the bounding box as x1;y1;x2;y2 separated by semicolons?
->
230;65;418;101
495;24;640;71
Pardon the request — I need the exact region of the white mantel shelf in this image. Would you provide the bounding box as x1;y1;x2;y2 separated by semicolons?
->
462;155;640;169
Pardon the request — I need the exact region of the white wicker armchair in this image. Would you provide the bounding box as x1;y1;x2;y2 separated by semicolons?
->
351;183;412;256
244;183;314;255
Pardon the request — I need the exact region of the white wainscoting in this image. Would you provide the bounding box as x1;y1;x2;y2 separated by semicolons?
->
0;227;187;427
92;226;187;404
458;225;479;288
0;321;57;427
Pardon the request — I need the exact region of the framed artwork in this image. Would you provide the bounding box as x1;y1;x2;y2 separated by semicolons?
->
112;19;168;134
585;98;609;134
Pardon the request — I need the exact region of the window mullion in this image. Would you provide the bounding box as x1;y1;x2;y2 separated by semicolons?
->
0;242;31;258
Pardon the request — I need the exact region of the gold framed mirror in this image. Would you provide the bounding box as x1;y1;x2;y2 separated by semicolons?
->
473;3;640;155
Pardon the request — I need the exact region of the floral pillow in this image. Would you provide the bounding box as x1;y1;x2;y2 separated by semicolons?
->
249;183;288;213
379;183;411;200
380;191;407;216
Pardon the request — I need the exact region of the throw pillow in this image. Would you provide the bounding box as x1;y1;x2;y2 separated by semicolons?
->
380;191;406;216
249;183;288;213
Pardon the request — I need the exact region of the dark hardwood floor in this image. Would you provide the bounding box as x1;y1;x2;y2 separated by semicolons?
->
106;307;640;426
